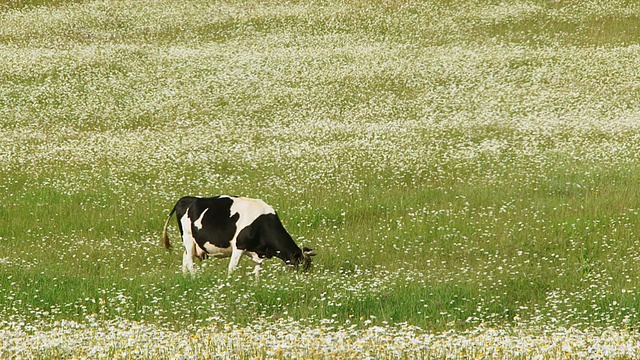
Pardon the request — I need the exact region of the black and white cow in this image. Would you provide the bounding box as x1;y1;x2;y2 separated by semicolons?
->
161;195;314;278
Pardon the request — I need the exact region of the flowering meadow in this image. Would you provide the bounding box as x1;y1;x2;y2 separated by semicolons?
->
2;0;640;358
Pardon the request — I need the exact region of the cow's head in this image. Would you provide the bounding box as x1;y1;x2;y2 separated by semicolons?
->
287;247;315;271
301;247;315;271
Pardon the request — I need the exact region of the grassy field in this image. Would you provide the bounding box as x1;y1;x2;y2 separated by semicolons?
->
2;0;640;358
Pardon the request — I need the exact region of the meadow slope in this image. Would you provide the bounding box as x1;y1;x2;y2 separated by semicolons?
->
2;0;640;358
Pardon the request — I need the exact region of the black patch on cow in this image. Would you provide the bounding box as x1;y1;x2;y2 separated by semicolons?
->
182;196;239;252
236;213;302;263
173;196;199;219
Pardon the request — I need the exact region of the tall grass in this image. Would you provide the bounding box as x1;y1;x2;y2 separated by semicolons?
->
2;0;640;357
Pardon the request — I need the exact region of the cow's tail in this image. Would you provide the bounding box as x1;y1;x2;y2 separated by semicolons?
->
161;206;177;249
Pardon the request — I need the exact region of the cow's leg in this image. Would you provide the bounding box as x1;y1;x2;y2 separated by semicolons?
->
246;252;264;281
182;249;195;275
182;239;198;275
180;213;197;276
228;247;245;275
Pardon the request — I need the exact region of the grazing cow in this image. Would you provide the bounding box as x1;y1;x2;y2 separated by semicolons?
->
161;195;315;278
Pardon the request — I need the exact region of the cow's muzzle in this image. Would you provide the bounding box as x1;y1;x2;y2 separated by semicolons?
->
301;247;316;272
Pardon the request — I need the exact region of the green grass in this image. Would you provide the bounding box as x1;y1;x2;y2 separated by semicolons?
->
2;0;640;344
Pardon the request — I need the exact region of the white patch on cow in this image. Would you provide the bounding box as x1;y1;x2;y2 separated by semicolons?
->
194;208;209;230
229;197;275;231
203;242;232;258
